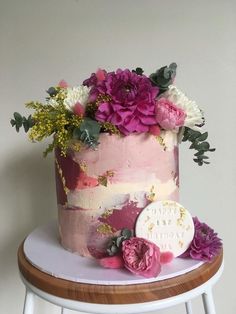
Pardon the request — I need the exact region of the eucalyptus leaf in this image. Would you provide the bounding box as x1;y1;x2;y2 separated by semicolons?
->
110;245;119;254
189;143;196;149
116;236;125;248
10;119;16;127
72;127;81;140
189;132;201;142
198;142;210;151
194;150;204;156
13;112;22;122
197;132;208;141
28;115;34;128
121;228;132;239
23;118;29;132
132;67;144;75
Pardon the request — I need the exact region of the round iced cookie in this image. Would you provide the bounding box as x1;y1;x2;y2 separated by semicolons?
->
135;200;194;257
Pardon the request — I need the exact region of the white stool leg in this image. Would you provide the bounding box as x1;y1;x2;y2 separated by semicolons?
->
23;289;34;314
185;300;193;314
202;289;216;314
61;308;65;314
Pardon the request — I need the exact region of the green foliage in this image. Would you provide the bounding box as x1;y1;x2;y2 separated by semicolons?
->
149;62;177;93
132;67;144;75
10;112;34;132
46;87;58;97
107;228;133;256
72;118;101;149
182;127;215;166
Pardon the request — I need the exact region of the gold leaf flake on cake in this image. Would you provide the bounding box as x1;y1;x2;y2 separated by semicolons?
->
97;223;114;235
55;158;69;194
78;160;87;172
101;209;114;219
146;185;156;202
156;136;167;151
98;170;115;187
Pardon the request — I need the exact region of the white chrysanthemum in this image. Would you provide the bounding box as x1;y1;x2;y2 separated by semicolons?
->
47;98;59;107
64;85;90;111
162;85;204;130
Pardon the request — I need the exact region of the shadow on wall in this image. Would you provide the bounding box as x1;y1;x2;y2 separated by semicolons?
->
0;146;57;281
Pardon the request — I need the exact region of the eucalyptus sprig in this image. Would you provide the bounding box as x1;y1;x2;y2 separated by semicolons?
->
72;118;101;150
107;228;133;256
149;62;177;93
182;127;215;166
10;112;34;133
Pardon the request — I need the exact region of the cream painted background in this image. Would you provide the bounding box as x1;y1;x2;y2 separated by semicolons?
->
0;0;235;313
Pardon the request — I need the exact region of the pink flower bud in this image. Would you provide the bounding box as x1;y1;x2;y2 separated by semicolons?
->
96;69;106;82
149;125;161;136
58;80;69;88
160;251;174;264
99;255;124;269
73;102;85;116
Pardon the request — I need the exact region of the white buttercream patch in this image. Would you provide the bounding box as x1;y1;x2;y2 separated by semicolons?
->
160;130;178;152
67;179;178;211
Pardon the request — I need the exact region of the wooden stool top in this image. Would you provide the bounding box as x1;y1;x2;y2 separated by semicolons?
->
18;242;223;304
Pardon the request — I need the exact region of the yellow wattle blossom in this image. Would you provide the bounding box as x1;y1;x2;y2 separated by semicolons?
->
26;101;83;156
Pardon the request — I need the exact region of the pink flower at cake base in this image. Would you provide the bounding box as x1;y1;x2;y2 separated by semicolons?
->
181;217;222;262
122;237;161;278
155;98;186;130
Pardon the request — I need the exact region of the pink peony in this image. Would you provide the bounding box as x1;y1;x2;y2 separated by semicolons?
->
122;237;161;278
181;217;222;262
85;69;159;135
155;98;186;130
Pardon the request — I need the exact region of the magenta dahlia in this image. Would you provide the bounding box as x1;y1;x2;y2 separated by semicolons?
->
182;217;222;262
84;69;159;135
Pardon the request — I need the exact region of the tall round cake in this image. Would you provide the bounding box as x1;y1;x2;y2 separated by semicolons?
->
12;63;221;278
55;131;179;258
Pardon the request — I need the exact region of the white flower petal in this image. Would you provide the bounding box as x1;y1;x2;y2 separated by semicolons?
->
64;85;91;111
47;98;59;107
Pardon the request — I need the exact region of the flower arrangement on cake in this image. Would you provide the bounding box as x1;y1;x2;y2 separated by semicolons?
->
11;63;222;279
11;63;215;165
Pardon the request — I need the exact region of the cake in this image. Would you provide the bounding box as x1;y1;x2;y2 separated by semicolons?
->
56;131;179;258
11;63;221;278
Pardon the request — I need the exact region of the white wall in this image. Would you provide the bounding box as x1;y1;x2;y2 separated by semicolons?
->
1;0;235;313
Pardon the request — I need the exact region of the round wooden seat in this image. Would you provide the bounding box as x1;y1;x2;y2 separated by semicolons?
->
18;242;223;305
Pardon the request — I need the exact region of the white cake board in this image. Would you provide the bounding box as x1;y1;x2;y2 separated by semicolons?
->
24;221;203;285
